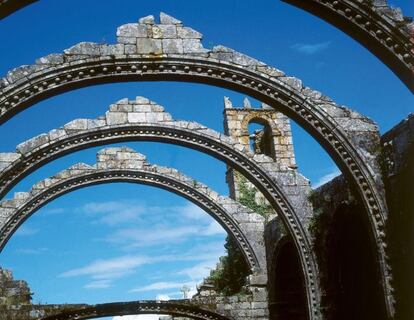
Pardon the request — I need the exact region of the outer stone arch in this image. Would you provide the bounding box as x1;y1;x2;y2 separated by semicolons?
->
0;13;394;316
2;1;413;93
0;97;319;319
0;146;267;275
281;0;414;93
40;300;232;320
0;0;37;19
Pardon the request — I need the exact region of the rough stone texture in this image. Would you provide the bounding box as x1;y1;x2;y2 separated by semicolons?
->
0;267;85;319
223;97;313;226
223;97;296;170
381;114;414;320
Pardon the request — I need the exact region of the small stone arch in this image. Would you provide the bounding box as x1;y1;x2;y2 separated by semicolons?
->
39;300;232;320
0;96;319;318
0;20;392;314
0;147;267;275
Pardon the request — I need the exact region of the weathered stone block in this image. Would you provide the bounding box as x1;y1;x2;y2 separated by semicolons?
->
64;42;102;55
124;45;137;55
139;15;155;24
36;53;64;65
183;39;205;53
117;23;148;38
117;36;137;44
136;38;162;54
48;129;67;141
17;134;49;155
0;153;21;162
177;26;202;39
105;112;128;125
162;39;184;54
64;119;88;131
101;44;125;56
127;112;146;123
160;12;182;25
158;25;178;38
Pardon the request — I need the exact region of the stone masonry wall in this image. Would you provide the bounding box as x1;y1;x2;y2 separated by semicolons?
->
381;113;414;320
0;267;85;320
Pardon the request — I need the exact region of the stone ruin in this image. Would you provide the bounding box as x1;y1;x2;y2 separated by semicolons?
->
0;6;412;320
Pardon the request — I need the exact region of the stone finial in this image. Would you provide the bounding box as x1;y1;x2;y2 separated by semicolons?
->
243;97;252;109
139;15;155;24
160;12;182;25
261;102;272;110
224;96;233;109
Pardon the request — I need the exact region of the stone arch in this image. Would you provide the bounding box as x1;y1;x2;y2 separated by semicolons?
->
0;146;267;275
39;300;232;320
2;2;412;93
0;97;319;318
0;0;37;19
0;14;394;316
281;0;414;93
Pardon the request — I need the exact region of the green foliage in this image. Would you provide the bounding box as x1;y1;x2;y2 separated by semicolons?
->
208;236;249;296
236;172;272;218
207;171;272;296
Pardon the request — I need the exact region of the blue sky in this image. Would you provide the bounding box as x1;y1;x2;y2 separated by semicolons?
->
0;0;413;318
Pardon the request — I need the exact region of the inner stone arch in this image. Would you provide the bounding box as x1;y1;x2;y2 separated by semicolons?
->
39;300;233;320
1;147;272;320
0;147;267;275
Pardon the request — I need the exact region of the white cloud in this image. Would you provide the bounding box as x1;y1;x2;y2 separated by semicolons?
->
84;280;111;289
291;41;331;55
79;200;146;225
180;203;208;221
177;260;217;281
107;222;224;249
130;281;196;292
201;221;226;236
312;167;341;188
14;226;39;236
42;207;65;216
156;294;171;301
16;247;49;254
58;255;151;281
